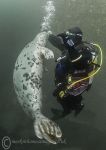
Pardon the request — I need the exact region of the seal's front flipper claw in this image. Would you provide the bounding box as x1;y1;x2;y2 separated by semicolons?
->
55;125;62;138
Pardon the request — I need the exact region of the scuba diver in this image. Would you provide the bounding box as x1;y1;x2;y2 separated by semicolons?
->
48;27;101;116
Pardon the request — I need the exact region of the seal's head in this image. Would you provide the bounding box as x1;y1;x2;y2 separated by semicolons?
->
34;31;51;47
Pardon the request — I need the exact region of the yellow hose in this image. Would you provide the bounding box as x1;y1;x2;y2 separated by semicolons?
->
67;43;103;89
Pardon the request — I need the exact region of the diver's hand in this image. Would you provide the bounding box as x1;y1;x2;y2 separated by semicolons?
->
34;115;62;144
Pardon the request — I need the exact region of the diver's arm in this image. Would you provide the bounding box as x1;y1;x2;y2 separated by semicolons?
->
48;34;65;51
55;50;69;63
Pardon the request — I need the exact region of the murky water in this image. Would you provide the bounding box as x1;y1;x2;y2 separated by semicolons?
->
0;0;106;150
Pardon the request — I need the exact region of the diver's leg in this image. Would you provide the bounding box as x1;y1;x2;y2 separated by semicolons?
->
51;97;71;120
53;63;67;96
74;95;84;116
53;72;62;97
57;96;72;117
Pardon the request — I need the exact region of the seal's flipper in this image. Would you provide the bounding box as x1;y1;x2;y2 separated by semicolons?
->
34;115;62;144
41;47;54;60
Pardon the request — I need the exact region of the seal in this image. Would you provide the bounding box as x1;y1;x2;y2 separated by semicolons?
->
13;31;62;144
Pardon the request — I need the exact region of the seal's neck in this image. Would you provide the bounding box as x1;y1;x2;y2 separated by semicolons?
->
33;31;49;47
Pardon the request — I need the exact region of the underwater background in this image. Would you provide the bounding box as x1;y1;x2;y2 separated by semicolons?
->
0;0;106;150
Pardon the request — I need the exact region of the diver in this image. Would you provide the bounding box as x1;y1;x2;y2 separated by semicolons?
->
48;27;98;114
49;27;96;82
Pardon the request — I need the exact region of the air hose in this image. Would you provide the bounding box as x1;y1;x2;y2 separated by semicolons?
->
67;43;103;89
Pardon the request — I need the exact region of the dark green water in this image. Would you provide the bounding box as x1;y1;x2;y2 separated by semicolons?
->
0;0;106;150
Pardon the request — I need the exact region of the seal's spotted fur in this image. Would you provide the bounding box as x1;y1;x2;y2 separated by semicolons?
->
13;32;54;118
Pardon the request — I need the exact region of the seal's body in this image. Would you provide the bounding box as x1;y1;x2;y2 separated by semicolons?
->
13;32;62;144
13;32;53;117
